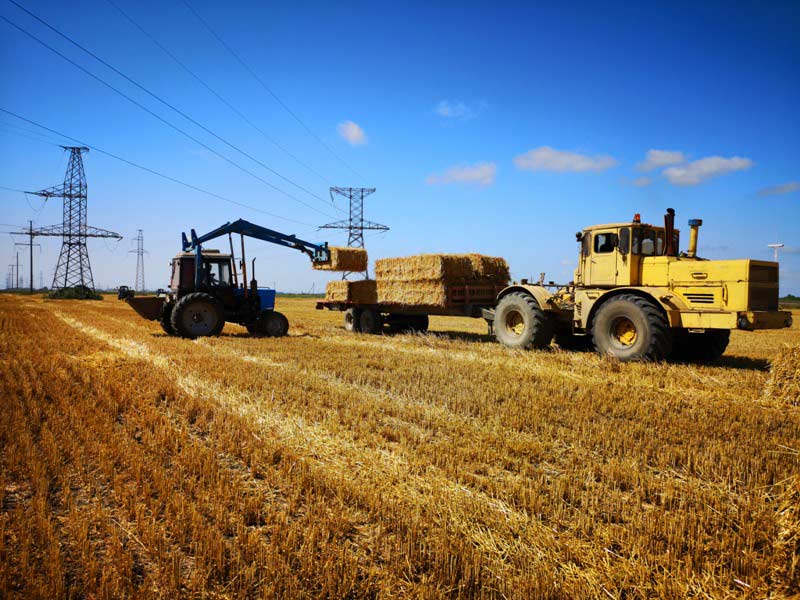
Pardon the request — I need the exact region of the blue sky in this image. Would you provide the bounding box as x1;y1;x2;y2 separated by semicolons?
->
1;0;798;292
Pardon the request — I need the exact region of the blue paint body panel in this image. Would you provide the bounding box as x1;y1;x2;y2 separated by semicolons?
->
233;287;276;311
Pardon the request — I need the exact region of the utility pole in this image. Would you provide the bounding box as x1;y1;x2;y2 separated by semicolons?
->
768;243;784;262
129;229;146;292
320;187;388;279
14;221;40;294
27;147;121;290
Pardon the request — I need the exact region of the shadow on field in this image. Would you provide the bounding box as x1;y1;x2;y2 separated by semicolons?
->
710;356;771;371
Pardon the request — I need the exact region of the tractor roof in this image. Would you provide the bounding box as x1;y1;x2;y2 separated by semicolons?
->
583;222;675;232
174;250;232;260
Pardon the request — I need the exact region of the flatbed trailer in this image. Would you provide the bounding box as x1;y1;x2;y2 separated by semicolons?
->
316;283;510;333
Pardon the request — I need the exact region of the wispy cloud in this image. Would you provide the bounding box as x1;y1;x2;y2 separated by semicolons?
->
758;181;800;197
426;162;496;186
513;146;617;173
434;99;487;120
663;156;753;186
633;176;652;187
636;149;686;172
337;120;367;146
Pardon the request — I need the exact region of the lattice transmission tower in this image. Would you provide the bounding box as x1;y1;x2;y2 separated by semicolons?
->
129;229;146;292
27;147;122;290
320;187;388;279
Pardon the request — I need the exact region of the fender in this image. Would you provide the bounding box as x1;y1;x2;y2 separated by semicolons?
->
496;284;559;311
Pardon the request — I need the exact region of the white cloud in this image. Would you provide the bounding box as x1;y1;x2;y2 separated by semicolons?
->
636;149;686;172
662;156;753;186
633;176;652;187
434;99;486;120
513;146;617;173
758;181;800;197
337;120;367;146
426;162;496;186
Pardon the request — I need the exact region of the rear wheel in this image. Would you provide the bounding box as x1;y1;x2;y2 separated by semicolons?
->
344;307;362;333
591;294;672;361
494;292;554;350
171;293;225;339
671;329;729;362
358;307;382;334
159;302;176;336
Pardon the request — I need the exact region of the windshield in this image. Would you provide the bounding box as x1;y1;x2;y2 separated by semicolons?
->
632;228;665;256
204;261;231;286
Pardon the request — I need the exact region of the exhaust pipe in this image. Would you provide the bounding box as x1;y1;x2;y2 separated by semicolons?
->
687;219;702;258
663;208;676;256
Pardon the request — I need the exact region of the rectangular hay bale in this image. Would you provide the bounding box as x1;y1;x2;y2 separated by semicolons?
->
325;279;377;304
376;280;448;307
314;246;368;272
374;254;473;282
465;254;510;282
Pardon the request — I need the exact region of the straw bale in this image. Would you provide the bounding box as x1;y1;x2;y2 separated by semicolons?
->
375;254;473;282
314;247;368;272
377;280;448;307
325;279;377;304
325;281;350;302
465;254;510;282
764;345;800;406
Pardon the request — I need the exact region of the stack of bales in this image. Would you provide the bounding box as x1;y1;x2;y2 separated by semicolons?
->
764;345;800;406
374;253;509;307
313;247;368;272
325;279;377;304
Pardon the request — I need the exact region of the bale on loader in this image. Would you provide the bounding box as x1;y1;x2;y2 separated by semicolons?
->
313;247;368;272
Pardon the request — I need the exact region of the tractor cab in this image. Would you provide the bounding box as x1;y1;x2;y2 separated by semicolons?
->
170;250;233;294
575;212;681;288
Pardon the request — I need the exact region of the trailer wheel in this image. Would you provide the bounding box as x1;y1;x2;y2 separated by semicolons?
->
671;329;729;362
358;307;382;334
171;292;225;339
592;294;672;361
344;308;362;333
159;302;176;336
494;292;553;350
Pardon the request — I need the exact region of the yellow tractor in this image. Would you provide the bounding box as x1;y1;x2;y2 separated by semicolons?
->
489;208;792;361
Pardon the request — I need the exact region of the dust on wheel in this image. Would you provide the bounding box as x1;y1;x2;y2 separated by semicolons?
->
358;307;382;334
592;294;672;361
493;292;553;350
170;293;225;339
344;307;362;333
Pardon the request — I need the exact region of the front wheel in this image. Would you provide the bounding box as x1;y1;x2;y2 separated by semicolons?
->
591;294;672;361
159;302;176;336
494;292;553;350
171;293;225;339
248;310;289;337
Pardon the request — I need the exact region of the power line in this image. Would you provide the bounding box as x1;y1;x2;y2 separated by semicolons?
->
1;108;318;229
104;0;334;188
2;5;336;220
180;0;365;182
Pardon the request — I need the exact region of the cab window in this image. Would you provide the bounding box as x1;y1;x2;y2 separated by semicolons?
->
204;261;232;286
632;228;665;256
593;232;618;254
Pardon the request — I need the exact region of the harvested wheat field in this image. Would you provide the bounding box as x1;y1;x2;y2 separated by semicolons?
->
1;293;798;598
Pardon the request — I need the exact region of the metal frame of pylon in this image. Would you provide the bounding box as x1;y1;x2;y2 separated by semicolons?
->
129;229;146;292
320;187;388;279
28;146;121;290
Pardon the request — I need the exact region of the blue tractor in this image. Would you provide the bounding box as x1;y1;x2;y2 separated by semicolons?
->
120;219;330;338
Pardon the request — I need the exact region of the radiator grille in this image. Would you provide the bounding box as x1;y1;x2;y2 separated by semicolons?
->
750;264;778;283
684;293;715;305
749;286;778;311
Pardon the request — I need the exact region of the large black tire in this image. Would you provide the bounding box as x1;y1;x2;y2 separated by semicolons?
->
247;311;289;337
671;329;730;362
170;292;225;339
555;333;593;352
159;302;176;336
358;307;382;334
591;294;672;361
494;292;554;350
344;308;362;333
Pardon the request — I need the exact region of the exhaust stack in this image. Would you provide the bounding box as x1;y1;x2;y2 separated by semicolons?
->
687;219;702;258
663;208;676;256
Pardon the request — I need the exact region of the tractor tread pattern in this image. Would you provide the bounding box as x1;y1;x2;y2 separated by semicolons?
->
496;292;554;350
170;292;225;339
593;293;672;361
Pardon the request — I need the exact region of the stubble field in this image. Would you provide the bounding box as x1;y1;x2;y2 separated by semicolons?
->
0;293;798;598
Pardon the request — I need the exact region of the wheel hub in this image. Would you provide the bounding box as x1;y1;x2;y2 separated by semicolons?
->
183;302;215;335
612;317;637;347
505;310;525;336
